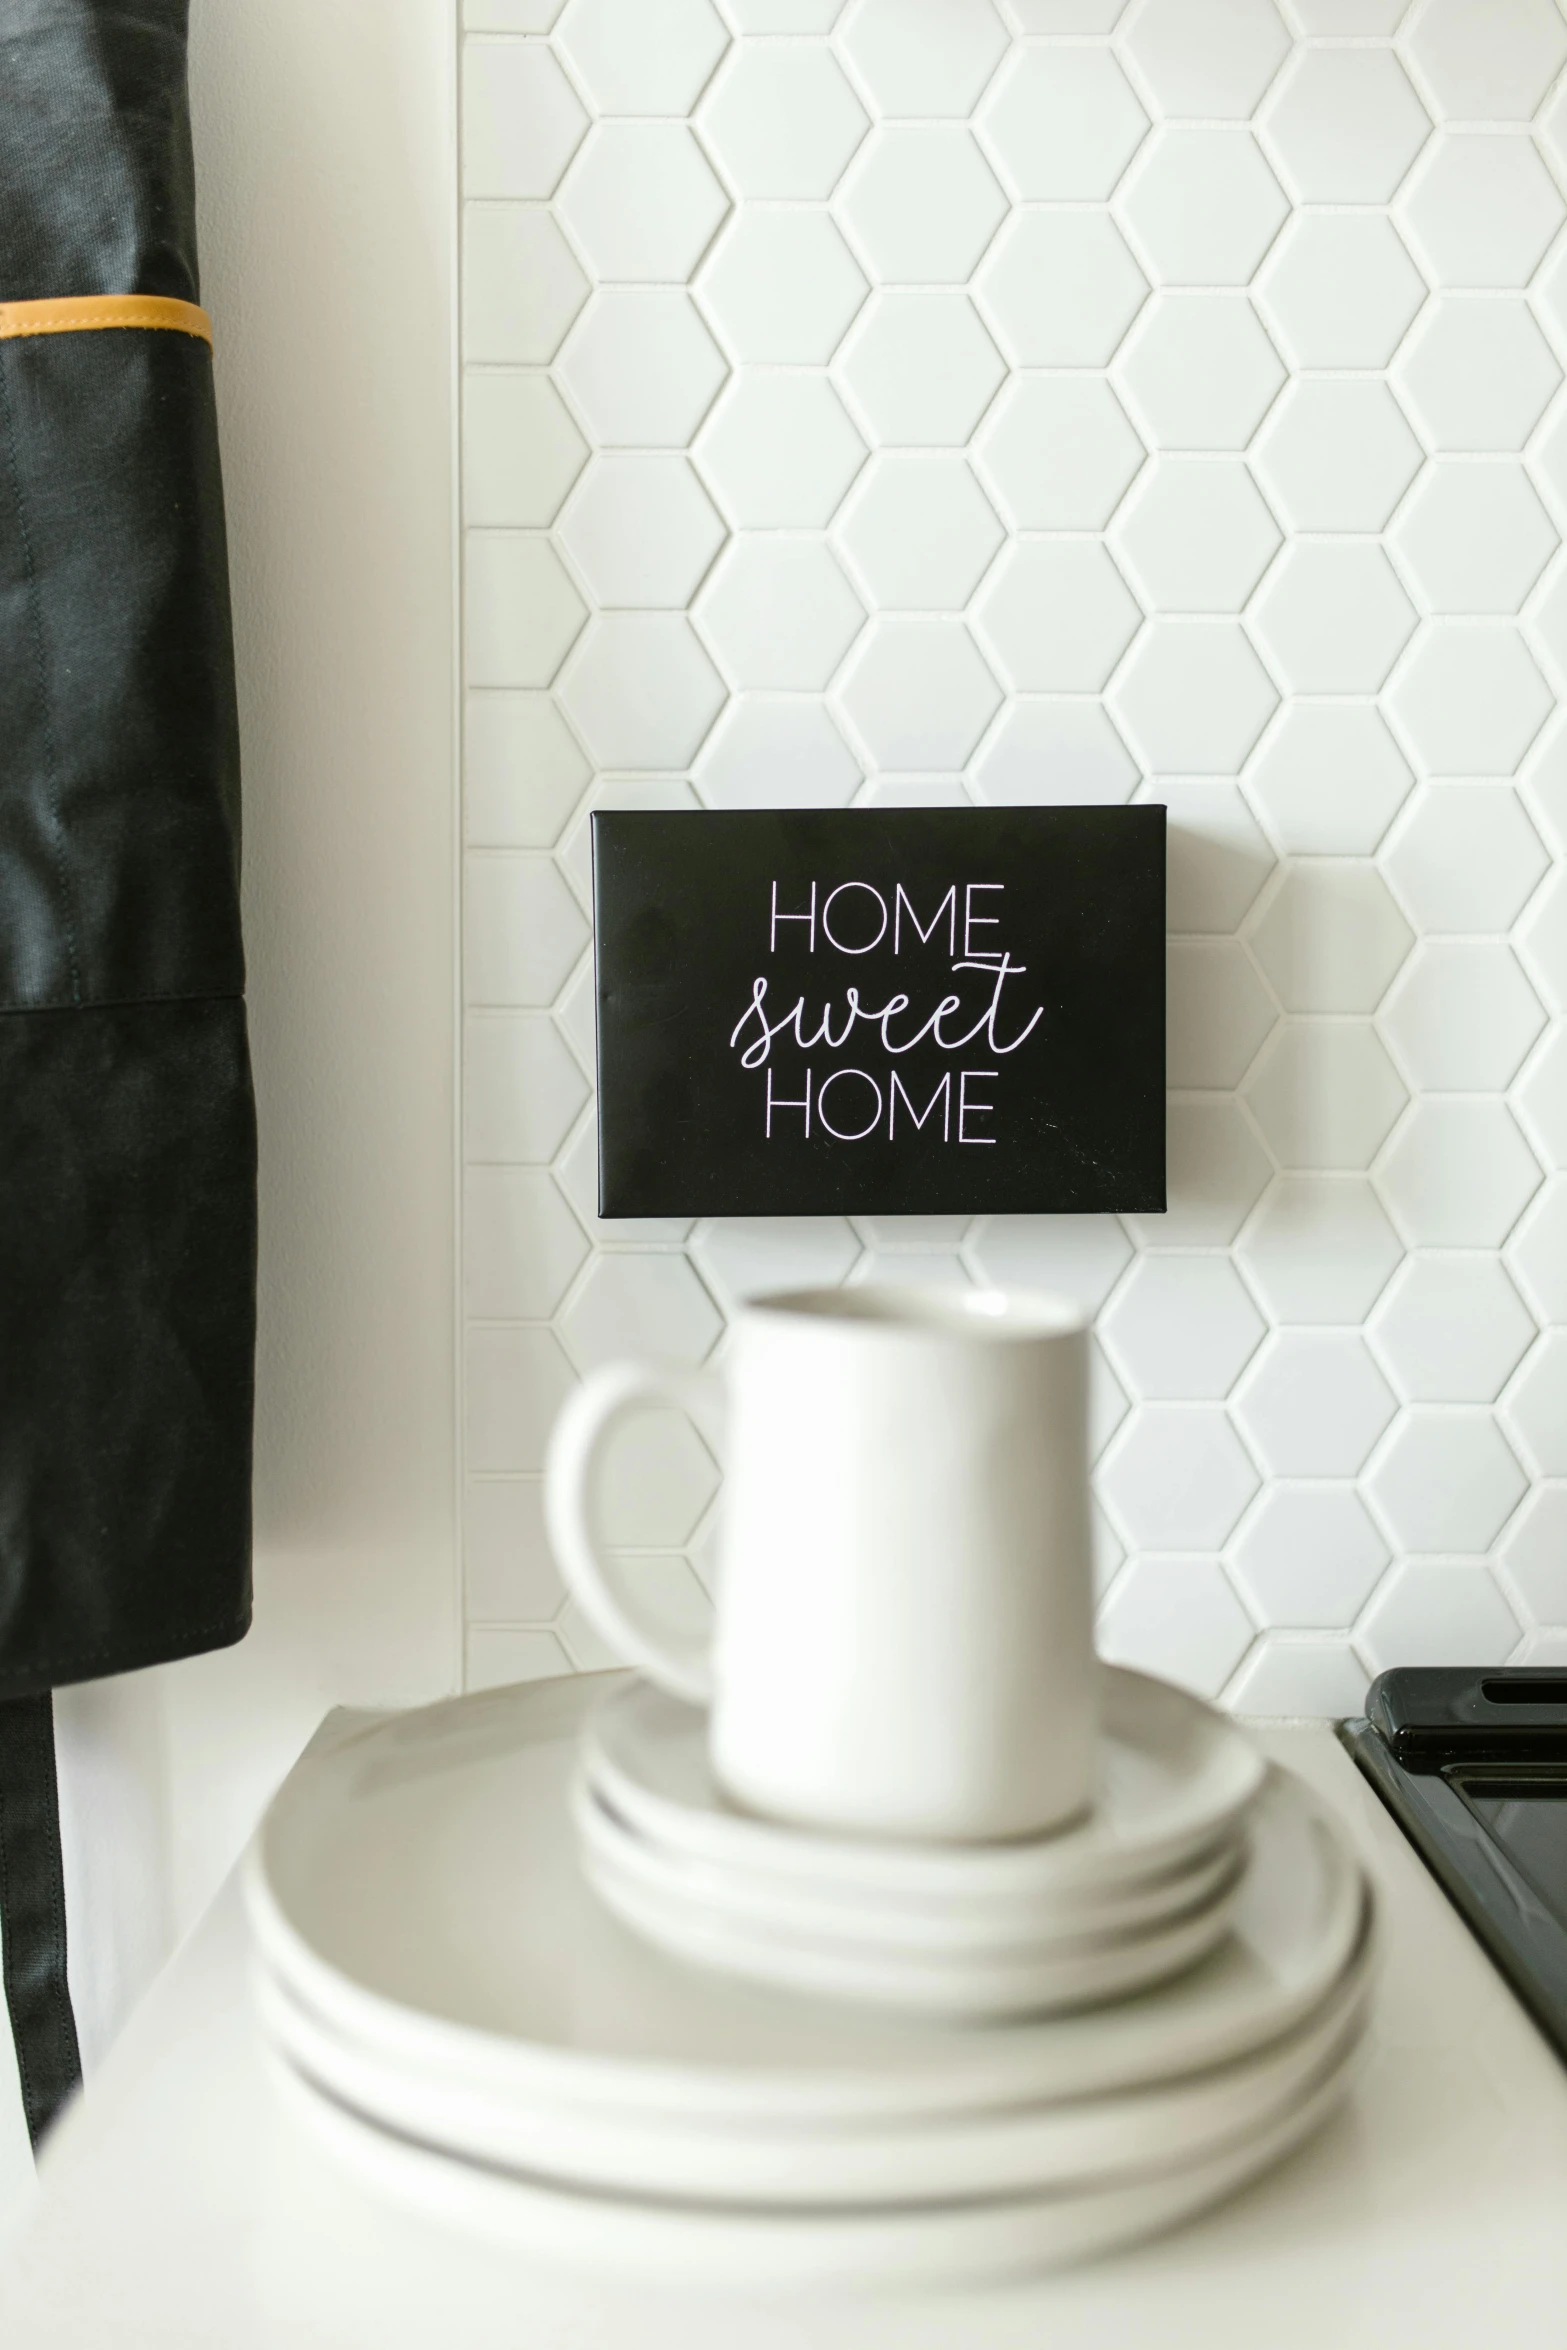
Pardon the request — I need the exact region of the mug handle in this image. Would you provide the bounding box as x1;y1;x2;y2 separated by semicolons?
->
544;1361;720;1707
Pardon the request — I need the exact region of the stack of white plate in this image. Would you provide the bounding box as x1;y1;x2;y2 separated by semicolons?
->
576;1668;1266;2020
248;1670;1375;2287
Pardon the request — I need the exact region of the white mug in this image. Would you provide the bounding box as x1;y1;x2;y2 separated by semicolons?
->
544;1285;1098;1845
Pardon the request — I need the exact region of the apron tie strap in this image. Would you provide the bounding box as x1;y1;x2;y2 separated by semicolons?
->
0;1693;82;2147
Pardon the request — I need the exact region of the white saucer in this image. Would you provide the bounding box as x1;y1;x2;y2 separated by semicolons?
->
246;1673;1365;2130
582;1829;1244;2017
259;1929;1373;2207
574;1774;1246;1954
581;1666;1267;1903
272;2036;1365;2288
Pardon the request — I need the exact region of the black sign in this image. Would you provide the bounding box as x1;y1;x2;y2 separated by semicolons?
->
592;808;1166;1219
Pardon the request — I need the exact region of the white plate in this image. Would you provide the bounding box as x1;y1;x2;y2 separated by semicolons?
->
582;1667;1267;1903
573;1775;1246;1955
257;1936;1374;2208
582;1832;1243;2018
246;1673;1366;2127
271;2034;1365;2289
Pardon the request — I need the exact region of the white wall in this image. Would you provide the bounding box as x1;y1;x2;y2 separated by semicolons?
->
165;0;461;1923
458;0;1567;1716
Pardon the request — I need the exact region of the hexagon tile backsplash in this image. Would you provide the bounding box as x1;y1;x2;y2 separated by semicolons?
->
459;0;1567;1715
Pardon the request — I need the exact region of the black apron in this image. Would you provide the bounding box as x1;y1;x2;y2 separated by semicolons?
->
0;0;256;2144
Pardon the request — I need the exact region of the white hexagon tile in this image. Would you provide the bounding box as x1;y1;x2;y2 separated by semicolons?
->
457;0;1567;1702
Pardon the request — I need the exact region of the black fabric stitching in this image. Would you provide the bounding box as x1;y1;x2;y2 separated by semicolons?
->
0;344;81;1006
0;986;247;1020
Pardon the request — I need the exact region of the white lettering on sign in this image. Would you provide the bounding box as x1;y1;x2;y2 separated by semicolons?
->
730;879;1044;1147
769;880;817;953
894;882;955;956
816;1067;884;1140
820;882;888;955
964;882;1003;957
958;1068;997;1145
889;1069;950;1141
765;1066;813;1138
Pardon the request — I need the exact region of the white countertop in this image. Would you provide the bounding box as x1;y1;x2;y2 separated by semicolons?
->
2;1723;1565;2347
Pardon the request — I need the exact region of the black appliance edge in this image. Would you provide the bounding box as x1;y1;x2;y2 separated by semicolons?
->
1339;1707;1567;2068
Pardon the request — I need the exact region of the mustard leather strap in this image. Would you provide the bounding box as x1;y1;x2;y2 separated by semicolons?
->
0;294;212;344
